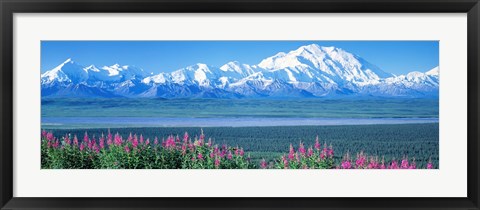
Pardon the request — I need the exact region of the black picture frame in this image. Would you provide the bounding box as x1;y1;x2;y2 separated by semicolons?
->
1;0;479;209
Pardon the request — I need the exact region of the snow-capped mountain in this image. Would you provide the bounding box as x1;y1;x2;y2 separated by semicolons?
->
41;44;439;98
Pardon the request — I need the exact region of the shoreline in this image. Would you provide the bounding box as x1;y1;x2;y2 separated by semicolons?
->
41;117;439;129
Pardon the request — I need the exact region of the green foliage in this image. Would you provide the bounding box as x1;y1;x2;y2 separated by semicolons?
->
41;133;255;169
46;123;439;168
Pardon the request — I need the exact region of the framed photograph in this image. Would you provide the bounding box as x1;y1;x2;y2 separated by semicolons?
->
1;0;479;209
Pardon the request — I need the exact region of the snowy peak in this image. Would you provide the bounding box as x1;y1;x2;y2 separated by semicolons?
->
426;66;439;76
41;58;88;84
41;59;148;85
220;61;256;77
41;45;439;98
257;44;393;86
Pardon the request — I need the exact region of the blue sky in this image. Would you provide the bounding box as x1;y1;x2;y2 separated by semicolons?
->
41;41;439;75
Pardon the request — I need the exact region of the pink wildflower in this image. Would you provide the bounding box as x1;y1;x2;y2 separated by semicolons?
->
83;132;89;147
114;133;122;146
341;160;352;169
99;134;105;149
327;145;334;157
427;162;434;169
367;157;379;169
64;134;71;145
107;129;113;145
46;132;54;141
132;136;139;148
214;158;221;168
42;130;47;139
181;144;187;155
314;136;321;151
197;152;203;160
409;158;417;169
124;145;130;153
401;158;409;169
355;152;366;168
282;155;289;169
288;144;295;160
307;147;313;157
127;133;133;143
73;135;79;146
389;160;399;169
183;132;189;143
298;142;306;156
260;159;268;169
207;138;212;147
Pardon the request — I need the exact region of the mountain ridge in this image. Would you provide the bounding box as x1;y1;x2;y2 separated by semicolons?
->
41;44;439;99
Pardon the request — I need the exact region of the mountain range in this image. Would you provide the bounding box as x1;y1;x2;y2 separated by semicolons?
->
41;44;439;99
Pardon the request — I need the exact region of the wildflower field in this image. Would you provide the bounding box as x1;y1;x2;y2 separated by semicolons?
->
41;129;435;169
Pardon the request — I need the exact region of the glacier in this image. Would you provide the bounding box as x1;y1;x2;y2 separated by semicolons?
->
41;44;439;99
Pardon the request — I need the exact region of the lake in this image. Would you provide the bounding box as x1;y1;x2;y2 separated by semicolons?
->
41;98;439;128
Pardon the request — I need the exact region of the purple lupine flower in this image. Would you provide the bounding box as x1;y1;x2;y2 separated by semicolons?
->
227;151;233;160
197;152;203;160
214;158;220;168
